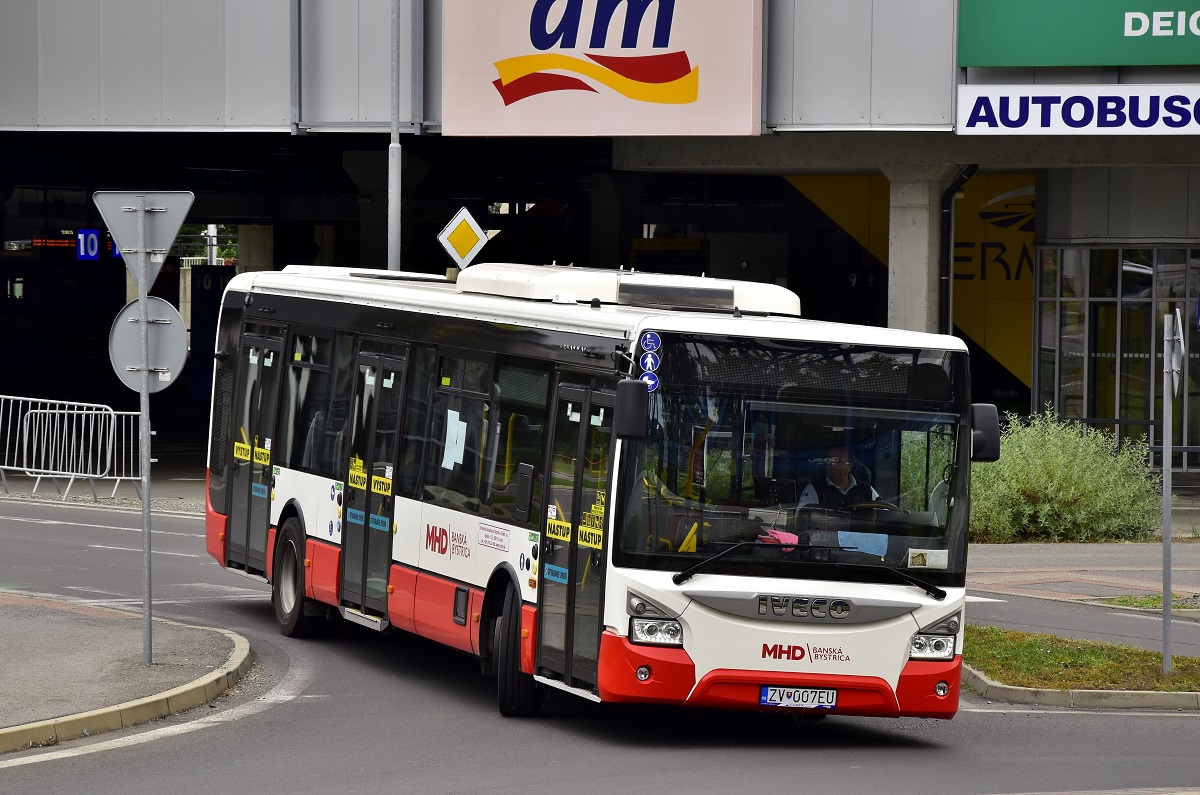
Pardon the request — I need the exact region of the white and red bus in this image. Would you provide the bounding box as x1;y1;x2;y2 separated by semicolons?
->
205;261;999;718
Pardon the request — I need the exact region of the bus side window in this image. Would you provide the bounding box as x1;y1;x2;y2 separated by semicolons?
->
487;359;551;524
397;345;435;498
418;351;493;514
318;333;356;477
277;331;334;472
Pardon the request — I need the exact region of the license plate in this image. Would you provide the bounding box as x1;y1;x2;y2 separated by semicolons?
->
759;686;837;709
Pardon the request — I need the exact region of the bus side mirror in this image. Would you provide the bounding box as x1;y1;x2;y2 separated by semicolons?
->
615;379;649;441
970;403;1001;462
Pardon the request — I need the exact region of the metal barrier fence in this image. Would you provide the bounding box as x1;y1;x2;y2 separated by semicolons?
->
0;395;142;501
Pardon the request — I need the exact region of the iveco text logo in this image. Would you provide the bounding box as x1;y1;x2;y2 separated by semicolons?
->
758;595;851;620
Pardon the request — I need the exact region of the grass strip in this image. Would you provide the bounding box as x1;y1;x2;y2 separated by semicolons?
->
1101;594;1200;610
964;624;1200;692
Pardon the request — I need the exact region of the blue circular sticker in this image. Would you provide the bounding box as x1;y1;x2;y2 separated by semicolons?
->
639;372;660;392
640;331;662;353
639;351;660;372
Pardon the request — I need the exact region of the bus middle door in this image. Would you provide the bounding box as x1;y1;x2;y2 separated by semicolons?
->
341;347;407;616
227;327;284;576
538;386;613;692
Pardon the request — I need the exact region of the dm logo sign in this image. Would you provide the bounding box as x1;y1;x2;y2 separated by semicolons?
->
494;0;697;106
443;0;764;137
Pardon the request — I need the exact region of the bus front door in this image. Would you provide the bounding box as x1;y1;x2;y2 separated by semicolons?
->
340;350;407;616
538;387;613;691
227;328;284;576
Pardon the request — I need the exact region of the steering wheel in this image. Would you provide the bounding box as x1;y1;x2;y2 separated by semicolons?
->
845;500;903;511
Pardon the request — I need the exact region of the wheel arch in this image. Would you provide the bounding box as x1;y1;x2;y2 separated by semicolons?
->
478;562;524;674
271;499;307;582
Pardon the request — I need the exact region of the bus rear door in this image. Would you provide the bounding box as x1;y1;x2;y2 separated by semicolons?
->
538;386;613;691
227;326;285;575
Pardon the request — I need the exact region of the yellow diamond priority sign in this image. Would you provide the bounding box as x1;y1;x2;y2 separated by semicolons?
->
437;207;488;269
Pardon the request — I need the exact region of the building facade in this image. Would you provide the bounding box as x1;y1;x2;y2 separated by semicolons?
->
1;0;1198;463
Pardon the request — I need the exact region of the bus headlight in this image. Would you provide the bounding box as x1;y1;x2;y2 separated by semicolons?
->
909;633;956;660
630;617;684;646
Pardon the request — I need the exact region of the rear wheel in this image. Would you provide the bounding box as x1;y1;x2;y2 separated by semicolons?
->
273;517;320;637
496;583;540;716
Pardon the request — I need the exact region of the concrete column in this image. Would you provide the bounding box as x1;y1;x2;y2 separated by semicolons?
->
882;165;957;333
344;150;388;268
237;225;275;274
585;172;648;269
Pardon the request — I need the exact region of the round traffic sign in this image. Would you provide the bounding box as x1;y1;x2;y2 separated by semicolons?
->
108;297;189;394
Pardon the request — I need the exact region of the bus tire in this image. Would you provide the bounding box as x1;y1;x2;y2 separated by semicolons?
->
497;583;540;717
273;517;319;638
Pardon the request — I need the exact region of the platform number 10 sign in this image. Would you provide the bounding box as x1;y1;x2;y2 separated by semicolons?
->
76;228;100;261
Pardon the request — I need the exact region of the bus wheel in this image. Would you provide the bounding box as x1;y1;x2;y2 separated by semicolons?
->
497;583;540;717
273;518;319;638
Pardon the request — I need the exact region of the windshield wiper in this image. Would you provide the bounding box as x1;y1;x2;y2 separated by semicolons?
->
833;562;946;600
672;541;777;585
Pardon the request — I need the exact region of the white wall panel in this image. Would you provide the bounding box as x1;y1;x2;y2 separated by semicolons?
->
766;0;955;129
39;0;101;126
300;0;407;128
792;0;871;125
225;0;289;127
870;0;952;125
100;0;163;125
357;0;391;123
0;2;38;125
162;0;225;126
765;0;795;125
302;0;360;122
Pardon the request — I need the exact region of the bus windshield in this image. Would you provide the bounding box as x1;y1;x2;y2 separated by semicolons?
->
615;333;971;588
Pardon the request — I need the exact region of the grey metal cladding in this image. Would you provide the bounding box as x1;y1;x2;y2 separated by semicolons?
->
0;0;37;126
225;0;290;127
683;589;922;625
101;0;164;126
38;0;101;126
766;0;954;129
301;0;399;126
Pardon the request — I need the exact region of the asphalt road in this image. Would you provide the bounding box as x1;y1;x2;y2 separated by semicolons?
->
2;500;1200;795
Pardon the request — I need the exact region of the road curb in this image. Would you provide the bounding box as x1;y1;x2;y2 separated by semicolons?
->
0;624;252;755
962;663;1200;710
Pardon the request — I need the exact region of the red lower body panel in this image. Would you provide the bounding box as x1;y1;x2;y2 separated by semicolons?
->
521;604;537;675
595;629;961;718
266;526;277;580
204;472;227;564
413;572;480;654
597;631;696;703
388;565;418;634
307;540;340;605
895;657;962;718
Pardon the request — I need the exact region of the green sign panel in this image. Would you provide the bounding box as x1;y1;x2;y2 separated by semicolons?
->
959;0;1200;67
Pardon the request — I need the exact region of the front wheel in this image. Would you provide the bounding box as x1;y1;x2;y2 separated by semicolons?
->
496;583;540;716
273;517;320;637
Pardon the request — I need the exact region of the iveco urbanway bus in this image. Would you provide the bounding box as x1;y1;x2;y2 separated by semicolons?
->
205;261;999;718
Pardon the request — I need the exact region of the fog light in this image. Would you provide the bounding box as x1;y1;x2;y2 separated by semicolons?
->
935;681;950;697
636;666;652;681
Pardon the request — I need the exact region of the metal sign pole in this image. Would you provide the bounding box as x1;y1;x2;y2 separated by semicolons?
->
1162;312;1174;676
94;189;193;666
137;195;154;666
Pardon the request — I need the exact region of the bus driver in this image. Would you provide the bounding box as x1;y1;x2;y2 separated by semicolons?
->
798;444;879;508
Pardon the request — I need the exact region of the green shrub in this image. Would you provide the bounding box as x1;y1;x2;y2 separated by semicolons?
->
969;410;1162;543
